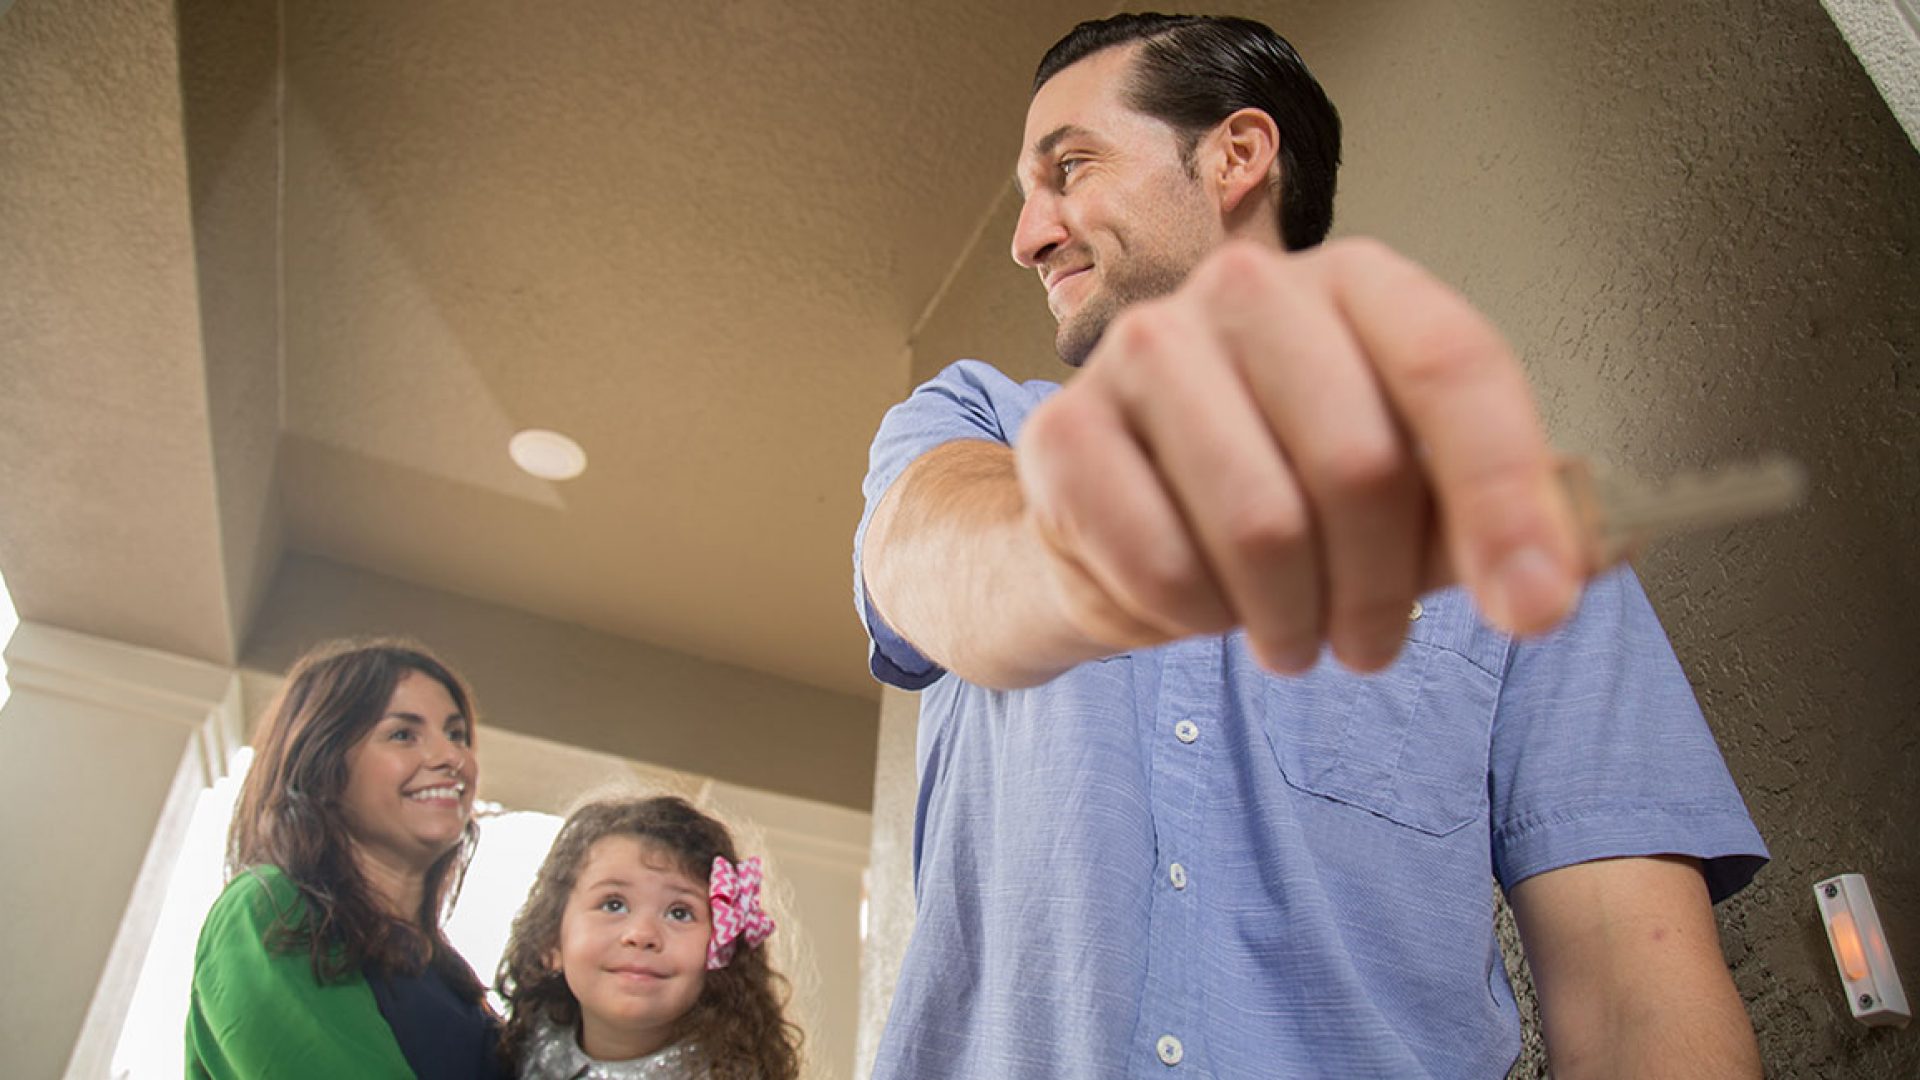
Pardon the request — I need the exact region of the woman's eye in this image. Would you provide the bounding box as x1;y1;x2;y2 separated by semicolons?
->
448;726;471;746
388;727;416;743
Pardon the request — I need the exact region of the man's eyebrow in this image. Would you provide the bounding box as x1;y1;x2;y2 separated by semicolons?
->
1032;123;1093;160
1014;124;1097;198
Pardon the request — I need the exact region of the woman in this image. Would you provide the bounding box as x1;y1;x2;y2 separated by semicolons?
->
187;640;506;1078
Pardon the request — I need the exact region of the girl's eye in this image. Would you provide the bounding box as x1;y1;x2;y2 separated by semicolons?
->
597;896;627;914
666;903;696;923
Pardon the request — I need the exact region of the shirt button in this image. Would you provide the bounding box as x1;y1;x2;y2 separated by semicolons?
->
1409;599;1425;621
1169;862;1188;890
1174;719;1200;744
1157;1034;1184;1066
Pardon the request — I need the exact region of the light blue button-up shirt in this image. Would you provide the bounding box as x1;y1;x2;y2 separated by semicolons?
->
856;361;1766;1079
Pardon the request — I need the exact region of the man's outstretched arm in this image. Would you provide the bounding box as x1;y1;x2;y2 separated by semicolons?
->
863;239;1587;689
1510;856;1761;1079
863;439;1120;688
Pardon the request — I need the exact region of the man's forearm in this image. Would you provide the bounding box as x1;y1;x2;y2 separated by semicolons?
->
863;440;1112;688
1514;858;1761;1080
1544;994;1760;1080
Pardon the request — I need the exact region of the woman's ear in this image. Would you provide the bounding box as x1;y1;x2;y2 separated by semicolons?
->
1207;107;1282;216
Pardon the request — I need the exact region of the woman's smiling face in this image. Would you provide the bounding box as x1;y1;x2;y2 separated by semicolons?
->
338;669;477;878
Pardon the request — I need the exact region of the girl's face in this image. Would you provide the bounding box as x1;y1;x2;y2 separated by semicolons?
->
555;836;711;1061
339;670;477;877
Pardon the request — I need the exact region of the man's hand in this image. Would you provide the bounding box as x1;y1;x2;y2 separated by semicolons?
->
1014;236;1582;674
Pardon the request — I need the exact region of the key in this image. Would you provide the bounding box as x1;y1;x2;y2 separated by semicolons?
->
1556;453;1808;570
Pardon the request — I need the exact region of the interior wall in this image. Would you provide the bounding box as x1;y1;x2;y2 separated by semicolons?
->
891;0;1918;1074
177;0;286;651
0;0;240;665
245;552;880;810
0;624;241;1080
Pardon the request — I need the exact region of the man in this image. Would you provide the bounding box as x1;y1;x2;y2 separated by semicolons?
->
856;13;1765;1079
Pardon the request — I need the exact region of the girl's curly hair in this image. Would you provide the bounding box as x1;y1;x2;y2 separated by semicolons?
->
497;796;803;1078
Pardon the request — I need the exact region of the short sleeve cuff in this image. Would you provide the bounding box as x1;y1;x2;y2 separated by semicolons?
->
853;361;1038;693
865;592;946;690
1494;804;1769;903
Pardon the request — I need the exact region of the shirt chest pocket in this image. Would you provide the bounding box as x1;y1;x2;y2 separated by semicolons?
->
1259;627;1500;837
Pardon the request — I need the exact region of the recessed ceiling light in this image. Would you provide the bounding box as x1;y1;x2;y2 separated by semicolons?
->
509;429;587;481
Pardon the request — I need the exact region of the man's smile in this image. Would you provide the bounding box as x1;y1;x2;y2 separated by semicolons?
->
1045;265;1092;314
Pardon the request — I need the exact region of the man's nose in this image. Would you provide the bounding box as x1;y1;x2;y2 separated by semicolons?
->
1011;191;1067;269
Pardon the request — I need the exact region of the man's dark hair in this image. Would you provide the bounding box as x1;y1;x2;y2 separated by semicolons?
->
1034;13;1342;250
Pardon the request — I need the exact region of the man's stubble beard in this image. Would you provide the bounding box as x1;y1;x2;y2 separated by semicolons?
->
1054;252;1200;368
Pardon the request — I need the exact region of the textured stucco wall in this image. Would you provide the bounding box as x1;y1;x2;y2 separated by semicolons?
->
0;0;241;663
883;0;1919;1074
177;0;286;654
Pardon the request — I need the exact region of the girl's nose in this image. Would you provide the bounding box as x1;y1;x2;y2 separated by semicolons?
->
620;917;661;950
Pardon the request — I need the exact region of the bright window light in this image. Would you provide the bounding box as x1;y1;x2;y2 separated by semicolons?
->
449;808;566;1012
0;565;18;713
112;748;254;1078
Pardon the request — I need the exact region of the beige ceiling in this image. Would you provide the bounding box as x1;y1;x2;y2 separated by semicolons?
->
1;0;1111;700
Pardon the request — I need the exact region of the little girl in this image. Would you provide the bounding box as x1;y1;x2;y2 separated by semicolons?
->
498;796;803;1079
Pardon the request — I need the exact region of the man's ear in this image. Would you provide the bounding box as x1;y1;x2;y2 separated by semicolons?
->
1207;107;1281;216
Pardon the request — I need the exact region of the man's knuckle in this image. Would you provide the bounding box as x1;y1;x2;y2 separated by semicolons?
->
1323;234;1397;270
1199;241;1282;294
1223;501;1309;563
1024;393;1096;452
1128;548;1209;614
1397;312;1497;389
1106;304;1176;355
1310;438;1409;499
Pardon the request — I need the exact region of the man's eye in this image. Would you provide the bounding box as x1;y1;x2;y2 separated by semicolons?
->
1059;157;1085;181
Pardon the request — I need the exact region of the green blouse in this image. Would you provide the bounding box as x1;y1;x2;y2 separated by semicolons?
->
186;866;415;1078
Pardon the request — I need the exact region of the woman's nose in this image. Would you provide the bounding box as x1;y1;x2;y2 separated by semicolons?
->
422;731;465;771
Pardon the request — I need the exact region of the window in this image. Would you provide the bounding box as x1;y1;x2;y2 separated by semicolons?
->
0;566;17;712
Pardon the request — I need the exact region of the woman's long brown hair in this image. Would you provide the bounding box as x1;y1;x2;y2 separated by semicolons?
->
496;797;803;1078
226;638;486;1005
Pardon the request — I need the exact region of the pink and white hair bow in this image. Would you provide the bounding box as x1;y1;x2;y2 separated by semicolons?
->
707;855;776;970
